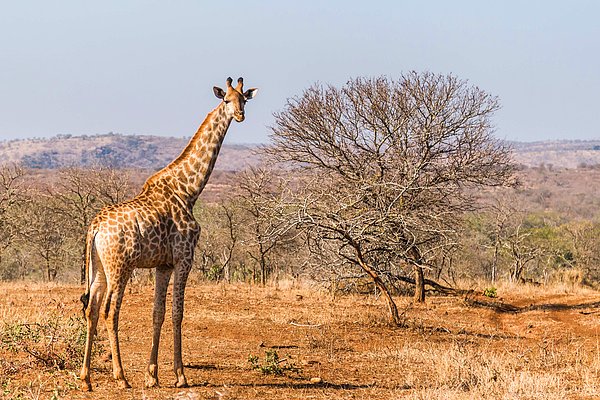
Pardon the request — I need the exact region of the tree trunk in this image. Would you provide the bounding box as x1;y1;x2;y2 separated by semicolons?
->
355;255;400;325
259;249;267;286
413;264;425;303
393;274;471;296
46;258;51;282
511;260;524;283
409;247;425;303
492;239;499;284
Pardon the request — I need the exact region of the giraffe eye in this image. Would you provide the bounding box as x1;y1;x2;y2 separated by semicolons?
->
224;100;231;104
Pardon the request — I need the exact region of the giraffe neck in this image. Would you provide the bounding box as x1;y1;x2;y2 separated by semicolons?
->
143;102;232;205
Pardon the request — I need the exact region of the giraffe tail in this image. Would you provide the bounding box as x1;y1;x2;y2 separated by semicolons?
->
80;229;96;317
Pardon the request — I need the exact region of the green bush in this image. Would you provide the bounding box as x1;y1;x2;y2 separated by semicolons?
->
248;349;300;376
483;286;498;298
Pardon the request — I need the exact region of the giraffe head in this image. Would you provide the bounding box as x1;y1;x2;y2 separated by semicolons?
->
213;77;258;122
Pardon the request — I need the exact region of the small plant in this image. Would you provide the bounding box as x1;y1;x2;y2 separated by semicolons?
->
0;313;90;371
248;349;300;376
483;286;498;298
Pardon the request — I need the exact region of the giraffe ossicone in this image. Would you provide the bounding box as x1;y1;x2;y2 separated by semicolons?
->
79;77;258;391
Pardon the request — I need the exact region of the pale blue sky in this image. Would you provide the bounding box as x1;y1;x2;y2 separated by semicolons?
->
1;1;598;144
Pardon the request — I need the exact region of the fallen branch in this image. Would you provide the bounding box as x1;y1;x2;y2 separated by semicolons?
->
289;322;322;328
391;274;473;296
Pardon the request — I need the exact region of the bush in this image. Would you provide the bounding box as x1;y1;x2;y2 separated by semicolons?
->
248;349;300;376
0;313;88;370
483;287;498;298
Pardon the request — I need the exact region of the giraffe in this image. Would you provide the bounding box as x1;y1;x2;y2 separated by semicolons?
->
79;77;258;391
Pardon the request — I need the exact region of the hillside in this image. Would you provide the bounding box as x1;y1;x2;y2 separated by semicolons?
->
1;134;599;170
0;133;262;171
511;140;600;169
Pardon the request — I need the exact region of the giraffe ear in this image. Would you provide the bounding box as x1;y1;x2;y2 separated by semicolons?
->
243;88;258;100
213;86;226;99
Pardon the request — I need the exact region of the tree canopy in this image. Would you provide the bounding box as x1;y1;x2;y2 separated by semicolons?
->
268;72;515;323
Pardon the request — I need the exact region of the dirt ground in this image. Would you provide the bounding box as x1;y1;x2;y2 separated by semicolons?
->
1;282;600;399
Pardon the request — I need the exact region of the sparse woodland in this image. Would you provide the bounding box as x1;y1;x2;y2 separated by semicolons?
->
2;74;600;399
1;74;600;320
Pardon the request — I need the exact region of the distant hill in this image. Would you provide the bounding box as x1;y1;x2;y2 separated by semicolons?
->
0;133;262;171
1;134;599;170
511;140;600;169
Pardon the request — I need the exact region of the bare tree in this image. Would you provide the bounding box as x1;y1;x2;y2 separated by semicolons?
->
51;166;136;283
563;220;600;284
235;167;296;285
90;167;137;205
479;196;522;284
219;203;238;282
0;164;25;210
195;202;239;282
268;73;514;324
21;197;67;281
0;164;26;265
503;220;541;282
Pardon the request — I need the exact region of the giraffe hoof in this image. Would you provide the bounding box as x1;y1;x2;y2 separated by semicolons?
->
175;377;189;388
145;375;159;388
118;379;132;389
80;379;92;392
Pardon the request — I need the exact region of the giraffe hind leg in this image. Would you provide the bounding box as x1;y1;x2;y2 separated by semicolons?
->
80;264;107;391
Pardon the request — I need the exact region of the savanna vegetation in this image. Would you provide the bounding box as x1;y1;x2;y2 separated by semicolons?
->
1;73;600;398
1;73;598;306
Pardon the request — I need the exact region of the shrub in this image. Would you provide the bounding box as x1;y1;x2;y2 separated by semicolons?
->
483;287;498;298
0;313;88;370
248;349;300;376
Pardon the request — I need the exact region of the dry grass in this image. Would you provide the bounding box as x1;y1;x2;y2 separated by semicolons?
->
1;281;600;399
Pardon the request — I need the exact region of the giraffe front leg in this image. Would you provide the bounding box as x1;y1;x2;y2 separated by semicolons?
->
145;267;173;388
172;263;192;388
